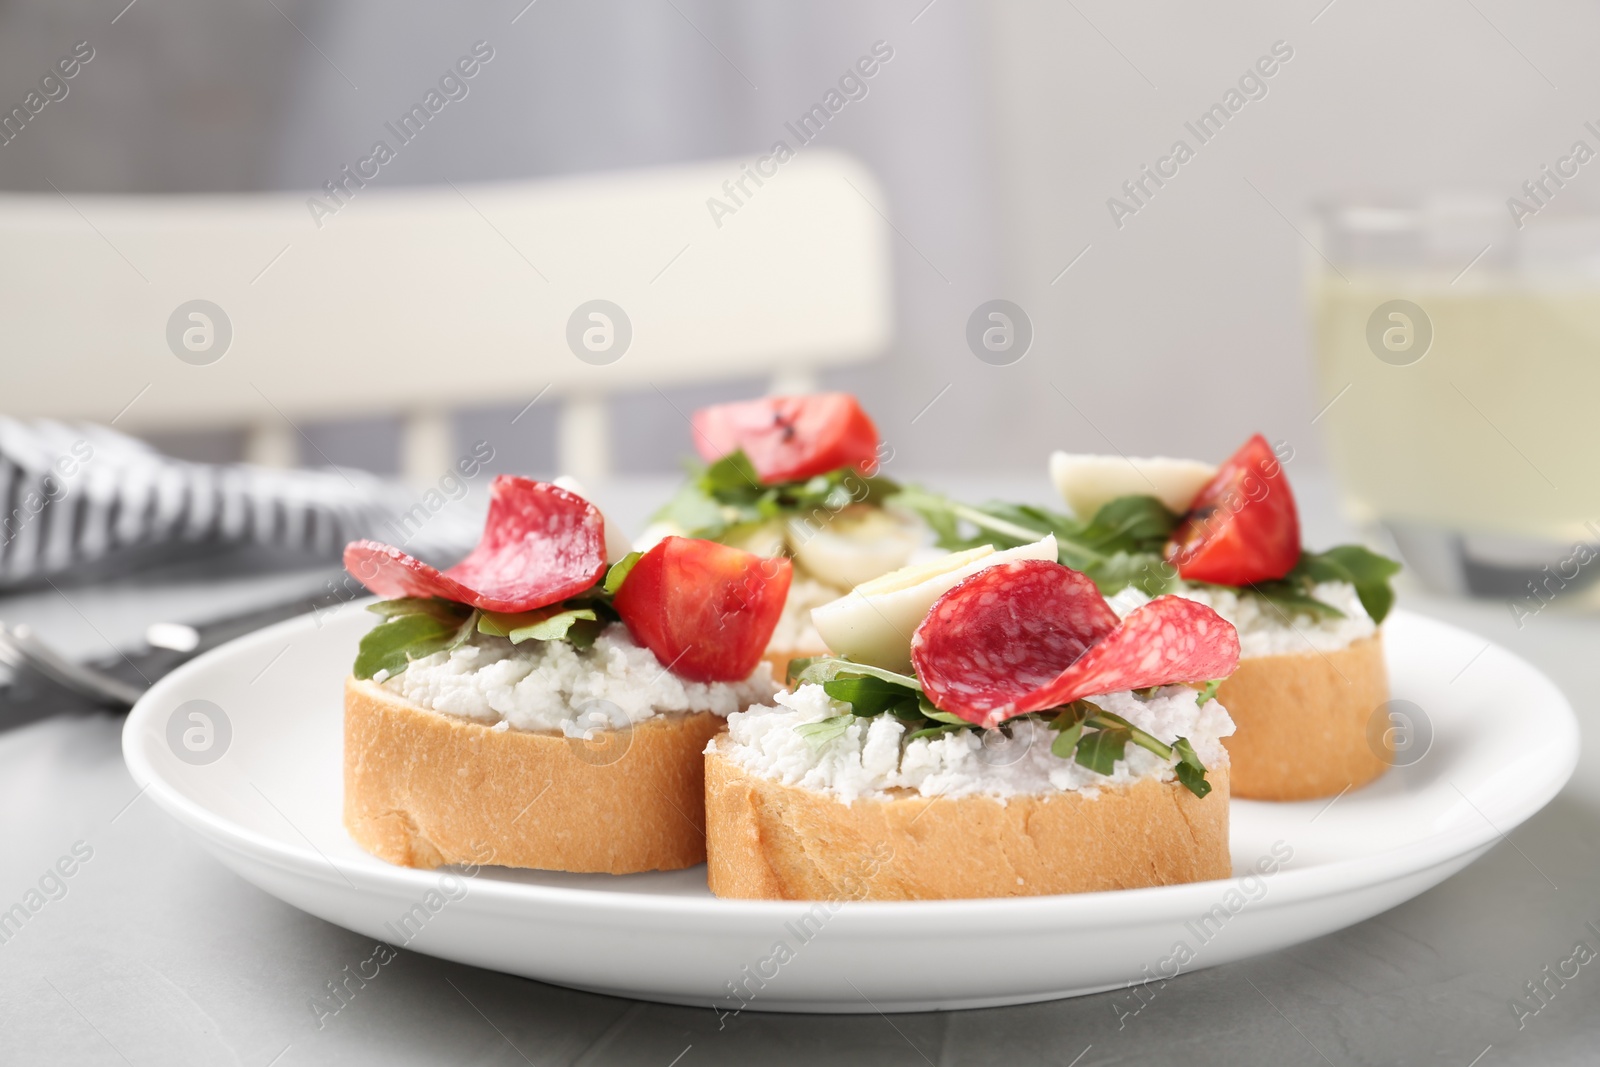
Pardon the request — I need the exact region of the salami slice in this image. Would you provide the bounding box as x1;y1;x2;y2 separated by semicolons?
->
910;560;1119;724
343;476;608;613
1002;596;1240;722
911;560;1239;727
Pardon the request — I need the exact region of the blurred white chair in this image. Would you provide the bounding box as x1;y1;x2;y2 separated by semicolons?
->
0;152;892;483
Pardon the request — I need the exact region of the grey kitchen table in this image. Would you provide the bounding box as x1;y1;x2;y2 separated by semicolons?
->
2;474;1597;1067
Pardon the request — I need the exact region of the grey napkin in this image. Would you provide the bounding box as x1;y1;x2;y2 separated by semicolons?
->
0;418;479;588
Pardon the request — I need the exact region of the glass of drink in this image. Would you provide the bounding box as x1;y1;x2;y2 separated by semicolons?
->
1311;193;1600;618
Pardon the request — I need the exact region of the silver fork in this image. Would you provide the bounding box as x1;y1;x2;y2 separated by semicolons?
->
0;622;146;708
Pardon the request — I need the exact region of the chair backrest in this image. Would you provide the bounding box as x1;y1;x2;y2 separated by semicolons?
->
0;152;893;482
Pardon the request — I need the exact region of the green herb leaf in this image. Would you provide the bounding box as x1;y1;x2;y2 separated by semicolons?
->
478;606;599;644
354;610;476;681
1091;550;1180;597
821;676;920;718
1089;709;1174;761
791;656;924;692
699;450;765;498
655;481;730;539
891;488;1181;596
1078;495;1179;553
916;694;969;725
1172;738;1211;797
1074;725;1130;775
657;449;901;544
795;715;854;748
906;722;968;742
602;551;643;595
1050;717;1084;759
365;597;472;623
1244;580;1347;622
1249;544;1402;625
1174;760;1210;798
1305;544;1403;624
1194;679;1223;706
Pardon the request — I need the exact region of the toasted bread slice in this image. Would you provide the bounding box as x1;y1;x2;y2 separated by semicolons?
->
344;678;723;873
1216;633;1390;801
704;741;1230;900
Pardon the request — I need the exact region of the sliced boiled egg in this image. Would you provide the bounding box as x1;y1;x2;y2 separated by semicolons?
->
1048;452;1216;518
553;476;634;564
785;505;920;590
810;535;1058;672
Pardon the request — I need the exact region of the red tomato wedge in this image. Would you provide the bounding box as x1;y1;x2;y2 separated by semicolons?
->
691;393;880;484
343;476;608;613
1165;434;1301;586
612;536;792;682
910;559;1240;727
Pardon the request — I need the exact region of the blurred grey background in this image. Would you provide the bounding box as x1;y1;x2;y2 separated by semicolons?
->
0;0;1587;479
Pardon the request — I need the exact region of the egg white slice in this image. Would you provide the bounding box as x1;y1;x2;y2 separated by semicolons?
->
810;535;1058;672
1048;452;1216;518
786;506;921;590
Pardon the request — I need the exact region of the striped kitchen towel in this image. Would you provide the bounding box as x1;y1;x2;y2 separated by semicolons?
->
0;418;480;588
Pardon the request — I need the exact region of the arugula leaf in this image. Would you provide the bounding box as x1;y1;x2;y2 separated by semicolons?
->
1244;580;1347;622
892;487;1072;553
1302;544;1403;624
1092;551;1180;597
1172;736;1204;772
906;722;968;742
602;552;643;595
1172;737;1211;798
657;481;731;539
1242;544;1402;625
785;656;1219;799
821;676;920;718
895;486;1403;623
354;609;477;680
916;694;969;725
365;597;471;623
1049;717;1084;759
656;449;901;543
479;606;600;645
890;487;1177;596
795;716;854;748
701;450;765;498
1194;679;1223;706
1074;724;1130;775
1077;495;1179;553
790;656;924;692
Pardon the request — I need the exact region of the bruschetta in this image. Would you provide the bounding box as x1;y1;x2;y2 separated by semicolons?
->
341;476;789;873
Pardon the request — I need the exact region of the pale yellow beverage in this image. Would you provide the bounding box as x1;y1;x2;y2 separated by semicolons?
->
1311;197;1600;602
1314;276;1600;543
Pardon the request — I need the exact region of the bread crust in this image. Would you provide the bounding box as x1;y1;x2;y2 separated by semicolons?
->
704;743;1230;900
344;678;723;873
1216;632;1390;801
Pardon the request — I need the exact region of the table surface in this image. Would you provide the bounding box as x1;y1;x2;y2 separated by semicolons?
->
3;474;1598;1067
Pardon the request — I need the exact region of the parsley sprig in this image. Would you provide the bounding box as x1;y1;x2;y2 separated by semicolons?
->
654;450;900;542
785;655;1215;798
893;487;1401;624
353;553;643;681
891;486;1182;597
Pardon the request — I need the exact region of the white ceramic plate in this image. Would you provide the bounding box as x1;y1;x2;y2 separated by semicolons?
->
122;605;1577;1013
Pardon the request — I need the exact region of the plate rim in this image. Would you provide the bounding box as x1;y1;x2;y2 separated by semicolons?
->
122;605;1579;928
